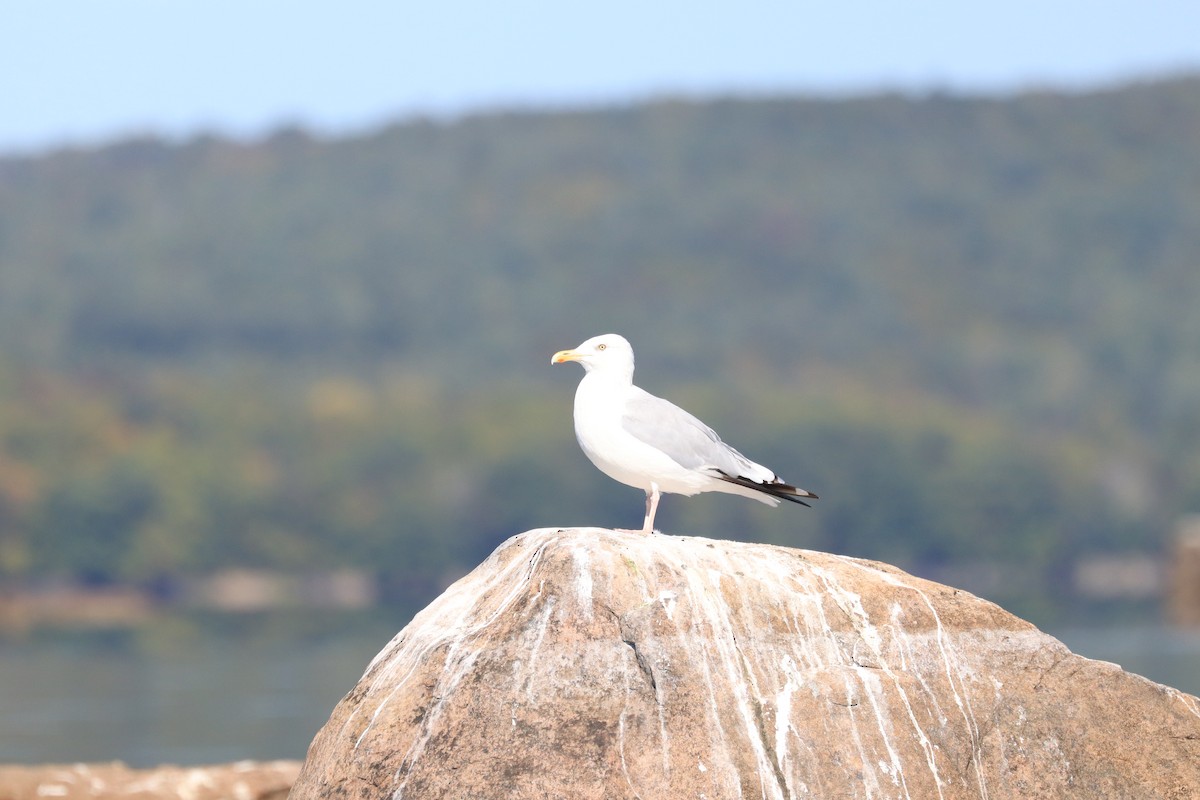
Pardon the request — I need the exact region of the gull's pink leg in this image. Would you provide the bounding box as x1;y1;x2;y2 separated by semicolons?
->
641;483;661;534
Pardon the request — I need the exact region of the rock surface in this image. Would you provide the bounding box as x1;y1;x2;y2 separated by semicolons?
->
292;528;1200;799
0;760;299;800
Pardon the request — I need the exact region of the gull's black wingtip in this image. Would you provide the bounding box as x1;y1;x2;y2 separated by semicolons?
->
715;471;818;507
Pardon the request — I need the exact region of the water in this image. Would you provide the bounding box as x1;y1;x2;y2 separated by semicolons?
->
1;612;1197;767
0;611;406;766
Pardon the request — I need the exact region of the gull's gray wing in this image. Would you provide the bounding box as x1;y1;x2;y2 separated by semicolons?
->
620;388;764;478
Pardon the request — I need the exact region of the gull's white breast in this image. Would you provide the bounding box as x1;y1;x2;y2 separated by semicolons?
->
573;375;712;496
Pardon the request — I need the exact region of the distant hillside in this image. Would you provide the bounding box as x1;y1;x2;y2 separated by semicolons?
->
2;79;1198;385
1;77;1198;622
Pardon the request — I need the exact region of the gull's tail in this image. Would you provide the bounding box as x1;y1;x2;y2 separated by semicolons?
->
715;471;819;508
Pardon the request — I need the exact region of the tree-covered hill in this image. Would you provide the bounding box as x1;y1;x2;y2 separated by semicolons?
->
1;76;1198;621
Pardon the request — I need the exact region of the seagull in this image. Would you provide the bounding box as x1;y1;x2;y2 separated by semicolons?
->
551;333;817;533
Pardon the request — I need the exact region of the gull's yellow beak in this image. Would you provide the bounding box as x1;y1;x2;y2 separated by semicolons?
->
551;349;581;365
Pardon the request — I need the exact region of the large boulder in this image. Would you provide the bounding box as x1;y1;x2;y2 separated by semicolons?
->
291;528;1200;799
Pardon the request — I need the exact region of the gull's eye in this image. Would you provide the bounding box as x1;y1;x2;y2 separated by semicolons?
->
597;343;607;351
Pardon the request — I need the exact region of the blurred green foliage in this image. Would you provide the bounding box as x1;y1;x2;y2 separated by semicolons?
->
1;78;1198;619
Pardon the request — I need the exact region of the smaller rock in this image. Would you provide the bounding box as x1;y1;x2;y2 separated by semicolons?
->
0;760;300;800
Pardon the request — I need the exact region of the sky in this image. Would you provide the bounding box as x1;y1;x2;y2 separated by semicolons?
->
5;1;1200;155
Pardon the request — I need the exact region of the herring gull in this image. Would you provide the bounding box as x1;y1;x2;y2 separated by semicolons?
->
552;333;817;533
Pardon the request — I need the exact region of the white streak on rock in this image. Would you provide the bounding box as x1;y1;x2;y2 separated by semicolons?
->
616;656;644;799
841;669;881;799
657;590;677;620
696;559;785;800
875;569;989;800
857;668;913;798
521;591;555;702
351;534;554;756
572;544;594;620
774;655;802;798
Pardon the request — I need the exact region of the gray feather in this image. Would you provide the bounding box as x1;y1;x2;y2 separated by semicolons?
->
620;389;763;478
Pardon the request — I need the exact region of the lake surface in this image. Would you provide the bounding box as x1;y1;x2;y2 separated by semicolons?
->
0;611;406;766
2;612;1198;767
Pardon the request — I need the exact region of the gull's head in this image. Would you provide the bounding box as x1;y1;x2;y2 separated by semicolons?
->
551;333;635;375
